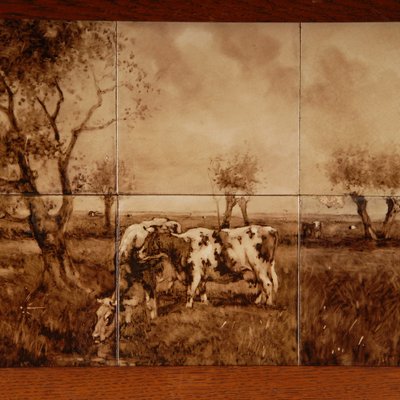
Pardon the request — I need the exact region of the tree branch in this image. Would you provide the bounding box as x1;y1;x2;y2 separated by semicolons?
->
79;118;116;132
64;73;115;166
53;80;64;120
0;76;38;194
36;96;61;142
36;81;64;142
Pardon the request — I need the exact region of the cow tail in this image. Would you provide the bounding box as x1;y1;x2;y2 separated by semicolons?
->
270;230;279;293
269;229;279;263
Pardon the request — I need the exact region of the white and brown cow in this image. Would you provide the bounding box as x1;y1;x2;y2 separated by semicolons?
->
217;226;279;306
137;227;221;314
119;217;182;264
138;224;279;315
93;218;182;341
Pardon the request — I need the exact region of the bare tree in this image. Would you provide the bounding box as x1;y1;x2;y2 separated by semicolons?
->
210;151;260;228
326;146;400;239
0;21;151;290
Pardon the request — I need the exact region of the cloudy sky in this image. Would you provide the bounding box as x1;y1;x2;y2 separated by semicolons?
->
118;23;299;195
301;23;400;196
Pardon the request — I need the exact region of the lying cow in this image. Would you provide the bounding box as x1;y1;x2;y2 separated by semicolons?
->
138;225;279;317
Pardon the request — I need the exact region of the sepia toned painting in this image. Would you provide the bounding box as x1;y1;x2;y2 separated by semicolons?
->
0;20;399;366
116;196;298;365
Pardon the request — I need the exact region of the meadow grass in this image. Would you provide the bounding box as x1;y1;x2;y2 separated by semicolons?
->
301;246;400;365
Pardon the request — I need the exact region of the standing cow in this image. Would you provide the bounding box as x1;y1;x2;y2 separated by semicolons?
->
138;224;279;316
302;221;322;239
217;226;279;306
138;227;220;314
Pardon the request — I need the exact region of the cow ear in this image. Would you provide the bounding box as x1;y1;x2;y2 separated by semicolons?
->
147;227;155;233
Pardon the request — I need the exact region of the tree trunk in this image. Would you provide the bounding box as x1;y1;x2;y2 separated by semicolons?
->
104;194;114;233
25;197;83;291
350;193;378;240
382;197;400;239
237;196;250;226
221;194;237;229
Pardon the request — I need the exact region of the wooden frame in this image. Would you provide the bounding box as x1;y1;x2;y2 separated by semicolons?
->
1;1;400;398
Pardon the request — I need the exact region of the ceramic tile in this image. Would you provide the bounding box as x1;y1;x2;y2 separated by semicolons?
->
300;23;400;196
0;194;117;366
0;21;117;195
117;23;300;195
116;195;298;365
300;195;400;365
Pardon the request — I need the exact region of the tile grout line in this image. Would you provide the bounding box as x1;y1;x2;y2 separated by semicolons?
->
115;20;120;366
297;22;302;367
0;192;398;198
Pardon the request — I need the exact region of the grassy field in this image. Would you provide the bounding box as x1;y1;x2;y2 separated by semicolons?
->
301;216;400;366
0;211;298;366
0;215;116;367
4;209;397;366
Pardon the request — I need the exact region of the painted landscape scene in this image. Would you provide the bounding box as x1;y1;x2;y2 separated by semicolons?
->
1;20;400;366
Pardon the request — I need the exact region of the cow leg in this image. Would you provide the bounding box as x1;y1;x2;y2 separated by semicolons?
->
254;287;266;305
199;281;209;305
269;260;279;294
144;289;158;319
186;270;202;308
255;267;273;306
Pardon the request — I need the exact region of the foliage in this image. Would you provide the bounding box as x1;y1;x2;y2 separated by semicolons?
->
0;20;151;194
210;151;260;195
72;157;134;195
326;146;400;195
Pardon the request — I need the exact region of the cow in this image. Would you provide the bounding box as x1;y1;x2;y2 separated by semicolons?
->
88;210;102;217
118;218;182;293
138;225;279;315
93;218;182;341
137;227;220;315
302;221;322;239
119;217;182;264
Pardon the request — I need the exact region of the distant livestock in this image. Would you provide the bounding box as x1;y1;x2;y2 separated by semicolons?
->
349;225;357;230
88;210;102;217
302;221;322;239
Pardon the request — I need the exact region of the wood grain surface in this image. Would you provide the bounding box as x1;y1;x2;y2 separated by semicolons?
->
1;1;400;399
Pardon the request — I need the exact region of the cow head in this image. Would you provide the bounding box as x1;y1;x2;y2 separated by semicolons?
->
92;296;116;343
